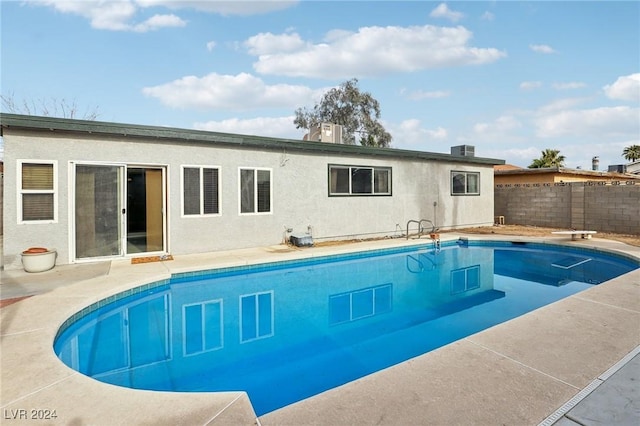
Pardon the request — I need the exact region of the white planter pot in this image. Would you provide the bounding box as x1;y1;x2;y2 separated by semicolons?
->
21;248;57;273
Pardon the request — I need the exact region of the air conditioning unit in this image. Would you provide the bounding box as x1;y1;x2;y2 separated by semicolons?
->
309;123;343;143
608;164;627;173
451;145;475;157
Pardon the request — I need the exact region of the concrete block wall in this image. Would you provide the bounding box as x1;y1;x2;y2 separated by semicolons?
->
584;183;640;234
495;182;639;234
494;183;571;229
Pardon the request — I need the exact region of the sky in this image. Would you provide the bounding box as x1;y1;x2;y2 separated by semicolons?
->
1;0;639;169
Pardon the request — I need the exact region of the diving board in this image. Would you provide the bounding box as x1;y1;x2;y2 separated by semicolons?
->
551;230;597;241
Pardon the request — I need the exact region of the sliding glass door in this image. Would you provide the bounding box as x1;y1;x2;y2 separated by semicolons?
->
75;165;123;259
74;164;166;260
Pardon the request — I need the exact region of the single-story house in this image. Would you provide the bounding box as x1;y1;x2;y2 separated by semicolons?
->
494;165;640;185
1;113;504;270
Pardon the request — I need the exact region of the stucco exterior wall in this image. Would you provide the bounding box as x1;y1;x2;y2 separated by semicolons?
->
3;129;496;269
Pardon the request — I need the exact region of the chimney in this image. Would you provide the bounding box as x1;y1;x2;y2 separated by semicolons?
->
592;156;599;171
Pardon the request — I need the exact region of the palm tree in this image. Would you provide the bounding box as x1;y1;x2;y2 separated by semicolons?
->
528;149;566;168
622;145;640;162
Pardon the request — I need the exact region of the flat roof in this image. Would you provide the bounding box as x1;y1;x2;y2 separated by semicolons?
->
0;113;504;166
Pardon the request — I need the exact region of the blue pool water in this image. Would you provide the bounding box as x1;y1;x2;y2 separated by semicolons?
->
54;241;638;415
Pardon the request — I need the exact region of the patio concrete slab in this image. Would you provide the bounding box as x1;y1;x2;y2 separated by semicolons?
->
572;270;640;313
0;294;87;335
260;339;579;426
0;329;75;405
0;261;111;300
467;286;640;389
562;353;640;426
2;372;254;426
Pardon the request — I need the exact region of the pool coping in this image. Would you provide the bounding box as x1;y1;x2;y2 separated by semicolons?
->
1;235;639;425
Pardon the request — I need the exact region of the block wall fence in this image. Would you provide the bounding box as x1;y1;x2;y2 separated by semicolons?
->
494;181;640;235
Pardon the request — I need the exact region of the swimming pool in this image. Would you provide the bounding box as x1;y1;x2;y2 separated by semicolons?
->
54;240;638;416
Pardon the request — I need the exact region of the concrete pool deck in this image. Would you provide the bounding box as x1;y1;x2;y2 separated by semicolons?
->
1;235;638;425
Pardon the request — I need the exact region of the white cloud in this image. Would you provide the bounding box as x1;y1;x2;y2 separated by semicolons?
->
403;89;451;100
142;72;318;110
30;0;295;32
193;116;301;138
535;106;640;138
538;97;588;113
496;147;540;166
135;0;298;16
244;32;306;55
206;41;216;52
529;44;556;54
472;115;522;138
520;81;543;90
430;3;464;22
388;119;448;149
603;73;640;102
132;13;185;32
552;82;586;90
250;25;506;79
34;0;185;32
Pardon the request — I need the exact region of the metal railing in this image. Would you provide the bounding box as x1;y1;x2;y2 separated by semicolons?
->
406;219;436;240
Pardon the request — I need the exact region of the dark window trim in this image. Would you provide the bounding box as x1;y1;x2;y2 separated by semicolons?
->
450;170;481;196
328;164;392;197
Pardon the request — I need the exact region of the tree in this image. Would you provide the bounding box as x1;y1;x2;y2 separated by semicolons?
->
528;149;566;168
1;93;99;120
622;145;640;162
294;78;392;147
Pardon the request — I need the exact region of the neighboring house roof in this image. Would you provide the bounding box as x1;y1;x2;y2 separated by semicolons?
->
626;160;640;174
495;166;640;180
0;113;505;166
494;164;523;171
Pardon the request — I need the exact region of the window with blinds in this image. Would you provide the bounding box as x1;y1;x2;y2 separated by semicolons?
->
240;168;272;214
19;161;56;222
182;166;220;216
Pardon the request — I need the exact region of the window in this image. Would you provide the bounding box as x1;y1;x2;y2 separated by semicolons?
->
451;265;481;294
182;166;220;216
329;284;392;325
18;161;57;222
183;299;223;356
328;164;391;196
240;291;274;342
451;171;480;195
239;168;271;214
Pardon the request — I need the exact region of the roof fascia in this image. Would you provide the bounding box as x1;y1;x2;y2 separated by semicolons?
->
0;113;504;166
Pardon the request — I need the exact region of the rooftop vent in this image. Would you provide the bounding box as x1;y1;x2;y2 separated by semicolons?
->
592;156;599;171
451;145;475;157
